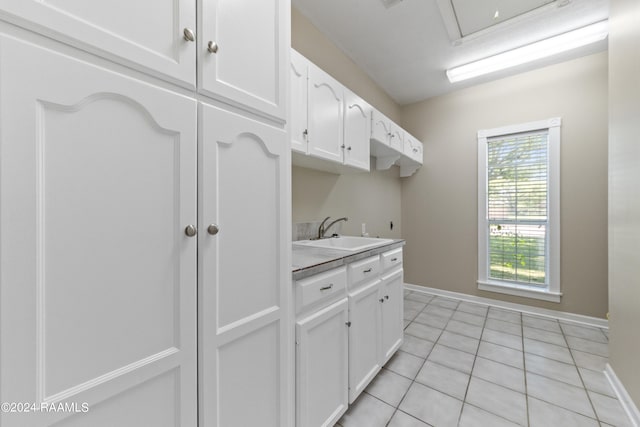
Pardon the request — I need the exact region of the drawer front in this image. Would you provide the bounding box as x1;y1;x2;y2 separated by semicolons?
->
381;248;403;272
348;255;381;288
297;266;347;313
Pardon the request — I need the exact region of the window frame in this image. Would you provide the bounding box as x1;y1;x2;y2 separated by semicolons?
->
477;117;562;303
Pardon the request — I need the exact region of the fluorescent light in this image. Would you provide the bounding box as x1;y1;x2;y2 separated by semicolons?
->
446;20;608;83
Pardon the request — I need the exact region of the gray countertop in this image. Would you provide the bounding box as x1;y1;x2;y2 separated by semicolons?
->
292;239;406;281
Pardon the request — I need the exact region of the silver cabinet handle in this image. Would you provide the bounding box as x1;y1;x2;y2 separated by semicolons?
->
347;146;352;151
413;148;418;153
185;225;197;237
385;295;389;300
320;284;333;291
207;224;220;235
363;268;372;273
379;298;385;303
391;258;398;262
183;28;195;42
207;41;219;53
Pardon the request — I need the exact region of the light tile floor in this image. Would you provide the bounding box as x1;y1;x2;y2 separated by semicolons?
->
336;290;630;427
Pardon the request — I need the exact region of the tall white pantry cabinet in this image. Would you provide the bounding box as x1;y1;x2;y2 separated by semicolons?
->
0;1;292;427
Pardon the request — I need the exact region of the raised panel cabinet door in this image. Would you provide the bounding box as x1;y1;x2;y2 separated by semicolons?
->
199;102;291;427
343;89;371;171
0;0;196;86
0;35;197;427
290;49;309;154
296;299;349;427
199;0;287;121
389;124;404;153
308;64;344;164
370;109;392;145
380;270;404;364
347;280;382;403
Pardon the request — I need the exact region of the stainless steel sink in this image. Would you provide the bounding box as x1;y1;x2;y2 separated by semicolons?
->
293;236;394;252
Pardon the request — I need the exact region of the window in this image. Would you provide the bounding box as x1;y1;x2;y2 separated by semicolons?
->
477;118;561;302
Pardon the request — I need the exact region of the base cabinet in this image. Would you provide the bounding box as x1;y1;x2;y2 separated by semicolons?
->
380;269;404;363
348;279;382;403
296;298;349;427
295;247;405;425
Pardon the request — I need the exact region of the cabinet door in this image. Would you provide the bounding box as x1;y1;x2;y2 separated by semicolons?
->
199;0;287;121
199;103;291;427
290;49;309;154
308;64;344;163
371;109;392;145
343;89;371;171
380;270;404;364
296;299;349;427
389;124;405;153
0;0;196;86
0;35;197;427
348;280;382;403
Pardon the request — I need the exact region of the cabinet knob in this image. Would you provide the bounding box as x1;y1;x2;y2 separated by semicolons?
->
207;224;220;235
347;146;352;151
183;28;195;42
385;295;389;300
207;41;219;53
379;298;385;303
185;225;197;237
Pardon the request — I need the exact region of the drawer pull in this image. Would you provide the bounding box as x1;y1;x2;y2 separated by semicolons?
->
390;257;398;262
363;268;373;273
319;284;333;291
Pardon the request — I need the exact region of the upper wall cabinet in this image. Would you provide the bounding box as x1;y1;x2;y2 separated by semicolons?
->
343;89;371;171
290;49;309;154
199;0;287;121
0;0;288;122
307;64;344;164
0;0;197;87
290;50;371;173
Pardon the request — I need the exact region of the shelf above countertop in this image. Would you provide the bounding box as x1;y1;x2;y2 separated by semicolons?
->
292;239;405;281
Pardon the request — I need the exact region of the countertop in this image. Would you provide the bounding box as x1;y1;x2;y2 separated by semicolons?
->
292;239;405;281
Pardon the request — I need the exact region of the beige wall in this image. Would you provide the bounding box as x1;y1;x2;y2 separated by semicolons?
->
401;52;609;318
291;6;403;238
608;0;640;407
292;166;402;239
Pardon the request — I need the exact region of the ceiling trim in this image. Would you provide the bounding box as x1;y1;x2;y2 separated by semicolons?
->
436;0;574;46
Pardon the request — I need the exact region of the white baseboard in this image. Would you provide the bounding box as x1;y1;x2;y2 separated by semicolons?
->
605;363;640;427
404;283;608;329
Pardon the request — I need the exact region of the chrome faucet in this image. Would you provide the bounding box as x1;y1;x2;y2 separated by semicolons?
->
317;216;348;239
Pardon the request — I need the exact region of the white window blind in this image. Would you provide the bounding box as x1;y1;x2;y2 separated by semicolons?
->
487;130;549;286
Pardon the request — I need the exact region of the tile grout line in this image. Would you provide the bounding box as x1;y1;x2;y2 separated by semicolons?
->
384;295;439;426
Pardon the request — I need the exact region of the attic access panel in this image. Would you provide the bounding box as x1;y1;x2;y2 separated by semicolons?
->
439;0;558;40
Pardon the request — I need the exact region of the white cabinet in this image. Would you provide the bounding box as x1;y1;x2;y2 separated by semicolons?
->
371;110;403;152
307;63;344;164
198;103;290;427
295;267;349;427
290;49;309;154
0;0;196;86
0;0;288;120
198;0;287;121
343;89;372;171
290;50;372;173
380;268;404;364
0;35;197;427
348;279;382;403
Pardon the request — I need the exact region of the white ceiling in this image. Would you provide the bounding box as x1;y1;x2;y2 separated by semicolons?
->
292;0;609;105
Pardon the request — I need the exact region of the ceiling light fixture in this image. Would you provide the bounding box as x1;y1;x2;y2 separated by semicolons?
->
445;20;608;83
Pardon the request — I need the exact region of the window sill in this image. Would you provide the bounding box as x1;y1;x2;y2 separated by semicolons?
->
477;280;562;303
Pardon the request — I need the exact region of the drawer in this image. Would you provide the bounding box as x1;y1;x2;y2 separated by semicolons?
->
348;255;381;288
296;266;347;314
381;248;403;272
